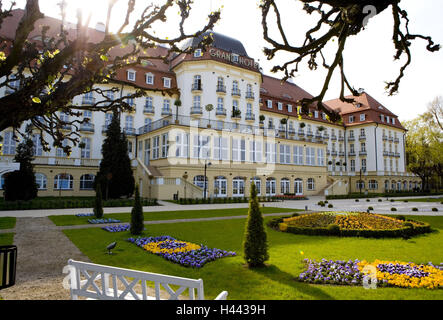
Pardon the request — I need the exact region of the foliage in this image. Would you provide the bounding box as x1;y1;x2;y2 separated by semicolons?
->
93;183;103;219
0;0;220;150
130;185;144;235
96;110;135;199
243;183;269;268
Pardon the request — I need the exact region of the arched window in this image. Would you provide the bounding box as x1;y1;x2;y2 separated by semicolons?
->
369;180;378;190
307;178;315;191
35;173;47;190
266;178;276;196
250;177;262;196
281;178;290;195
385;180;390;191
403;181;407;191
356;180;365;191
392;181;396;191
214;176;227;197
294;179;303;195
80;174;95;190
232;177;245;197
54;174;73;190
193;175;208;189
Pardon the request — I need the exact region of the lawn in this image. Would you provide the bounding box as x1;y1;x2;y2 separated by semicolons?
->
63;214;443;300
0;217;16;230
49;207;297;226
0;233;14;246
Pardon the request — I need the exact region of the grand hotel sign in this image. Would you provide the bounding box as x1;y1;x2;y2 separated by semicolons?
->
209;48;259;70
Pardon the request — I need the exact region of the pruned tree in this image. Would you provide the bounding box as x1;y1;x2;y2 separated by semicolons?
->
260;0;441;121
0;0;220;154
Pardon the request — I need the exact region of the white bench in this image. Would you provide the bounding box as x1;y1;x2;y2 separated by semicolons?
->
64;259;228;300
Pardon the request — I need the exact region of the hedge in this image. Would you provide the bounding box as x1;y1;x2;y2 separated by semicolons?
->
0;198;158;211
175;197;279;205
326;191;443;200
267;217;431;239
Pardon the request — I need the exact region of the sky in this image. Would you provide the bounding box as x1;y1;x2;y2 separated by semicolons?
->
7;0;443;122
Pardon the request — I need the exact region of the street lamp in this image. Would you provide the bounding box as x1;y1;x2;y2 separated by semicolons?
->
204;160;212;200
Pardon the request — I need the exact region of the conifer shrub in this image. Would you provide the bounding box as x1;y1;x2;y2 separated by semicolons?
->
93;183;104;219
243;183;269;268
130;185;144;235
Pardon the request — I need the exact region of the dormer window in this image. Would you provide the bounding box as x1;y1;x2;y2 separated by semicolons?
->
267;100;273;109
392;118;395;125
163;77;171;88
231;54;239;63
380;114;385;122
277;102;283;111
194;49;203;58
356;103;362;108
349;115;355;123
145;73;154;85
287;104;292;113
360;114;366;121
127;70;136;82
314;111;319;118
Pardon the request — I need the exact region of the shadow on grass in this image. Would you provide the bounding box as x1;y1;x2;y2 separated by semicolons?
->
249;264;335;300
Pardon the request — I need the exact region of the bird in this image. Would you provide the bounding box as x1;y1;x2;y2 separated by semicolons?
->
107;242;117;254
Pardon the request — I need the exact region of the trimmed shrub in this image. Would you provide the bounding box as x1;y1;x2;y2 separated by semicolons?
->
328;204;333;208
432;208;438;212
368;207;374;211
327;224;340;235
130;185;144;235
366;199;370;202
412;207;419;212
391;207;397;212
396;215;406;221
243;183;269;268
378;199;383;202
93;184;104;219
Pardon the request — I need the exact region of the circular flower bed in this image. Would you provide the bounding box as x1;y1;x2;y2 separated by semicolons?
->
270;212;431;238
299;259;443;289
127;236;236;268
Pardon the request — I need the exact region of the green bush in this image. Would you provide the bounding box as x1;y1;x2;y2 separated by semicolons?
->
93;184;104;219
396;215;406;221
327;224;340;235
432;208;438;212
328;204;333;208
130;185;144;235
366;199;370;202
368;207;374;211
412;208;419;212
391;207;397;212
378;199;383;202
355;199;359;202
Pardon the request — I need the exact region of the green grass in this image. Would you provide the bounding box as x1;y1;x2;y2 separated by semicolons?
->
396;198;443;203
0;233;14;246
0;217;16;230
63;214;443;300
49;207;297;226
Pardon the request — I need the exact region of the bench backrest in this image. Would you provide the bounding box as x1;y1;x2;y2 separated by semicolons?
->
66;259;206;300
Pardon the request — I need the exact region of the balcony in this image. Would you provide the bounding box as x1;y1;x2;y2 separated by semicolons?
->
323;134;330;140
216;85;226;94
191;84;203;92
348;151;356;157
161;108;172;116
144;105;155;114
389;152;395;157
298;130;305;137
79;123;95;133
331;135;337;141
383;135;388;141
215;108;227;116
339;151;345;157
359;135;366;141
288;128;296;135
61;124;72;131
190;107;203;116
394;138;400;143
231;111;242;120
315;133;323;140
395;152;401;158
307;131;314;138
231;88;241;97
348;136;355;141
245;92;255;100
383;151;389;157
326;150;331;156
388;136;394;142
331;151;338;156
124;127;136;136
245;113;255;121
359;151;367;156
338;136;344;141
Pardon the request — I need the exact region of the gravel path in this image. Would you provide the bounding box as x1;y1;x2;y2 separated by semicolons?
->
0;217;89;300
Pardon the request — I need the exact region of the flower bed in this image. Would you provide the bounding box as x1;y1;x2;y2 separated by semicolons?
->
299;259;443;289
269;212;431;238
102;224;130;232
76;213;94;217
127;236;236;268
88;218;121;224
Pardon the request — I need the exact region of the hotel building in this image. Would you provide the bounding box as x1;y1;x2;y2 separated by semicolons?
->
0;11;420;199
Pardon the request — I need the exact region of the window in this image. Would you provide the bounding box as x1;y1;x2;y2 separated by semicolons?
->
144;139;151;165
317;148;325;166
293;146;304;165
361;143;366;153
163;99;171;112
361;159;367;172
267;100;273;109
322;113;327;120
279;144;291;164
265;143;277;164
105;113;113;127
32;134;43;156
232;138;245;162
80;174;95;190
266;178;276;196
231;54;239;63
145;73;154;85
81;137;91;159
145;96;153;109
193;75;202;90
125;115;134;130
217;77;224;87
314;111;319;118
246;84;253;94
175;133;189;158
161;133;169;158
56;139;69;157
194;49;202;57
0;174;4;190
360;128;366;137
350;159;356;172
356;180;365;190
193;176;208;190
288;104;292;113
217;97;224;112
152;136;160;160
392;118;395;125
214;137;229;161
251;178;262;196
214;176;227;197
369;180;378;190
349;115;354;123
163;78;171;88
35;173;47;190
307;178;315;191
281;178;290;194
193;135;210;159
54;174;73;190
350;144;355;153
380;114;385;122
277;102;283;111
360;114;366;121
249;140;262;163
246;103;252;116
232;177;245;197
127;70;136;81
306;147;316;166
193;96;201;111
